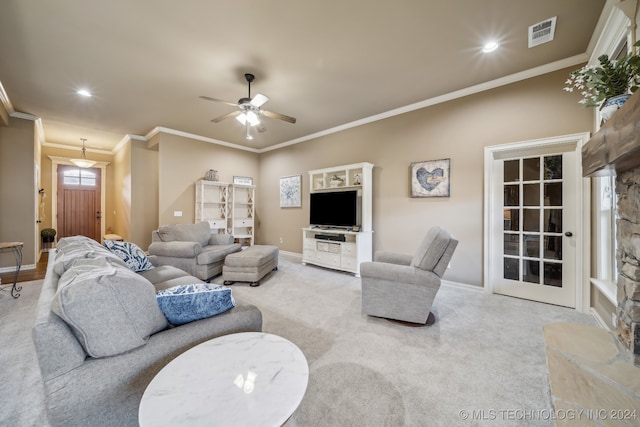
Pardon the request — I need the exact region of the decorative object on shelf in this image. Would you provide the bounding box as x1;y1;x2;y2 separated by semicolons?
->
233;176;253;185
329;174;344;188
280;175;301;208
600;93;632;123
353;173;361;185
410;158;451;198
41;228;56;243
564;40;640;122
204;169;219;181
70;138;96;168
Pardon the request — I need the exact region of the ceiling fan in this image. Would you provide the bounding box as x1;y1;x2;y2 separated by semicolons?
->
200;73;296;140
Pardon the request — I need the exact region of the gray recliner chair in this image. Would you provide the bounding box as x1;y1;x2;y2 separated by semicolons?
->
360;226;458;324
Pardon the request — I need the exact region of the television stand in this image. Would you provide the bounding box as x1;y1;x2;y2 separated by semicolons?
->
301;228;372;277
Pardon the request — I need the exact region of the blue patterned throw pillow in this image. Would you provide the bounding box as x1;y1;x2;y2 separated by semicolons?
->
103;240;154;272
156;284;236;325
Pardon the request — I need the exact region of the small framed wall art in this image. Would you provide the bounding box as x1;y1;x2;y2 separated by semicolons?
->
233;176;253;185
410;158;451;197
280;174;302;207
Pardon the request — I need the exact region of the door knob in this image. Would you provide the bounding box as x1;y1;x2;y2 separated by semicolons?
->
564;231;573;237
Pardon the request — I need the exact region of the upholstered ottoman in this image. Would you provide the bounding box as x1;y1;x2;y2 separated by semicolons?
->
223;245;279;287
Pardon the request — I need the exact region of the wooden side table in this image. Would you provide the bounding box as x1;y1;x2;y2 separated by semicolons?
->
0;242;24;298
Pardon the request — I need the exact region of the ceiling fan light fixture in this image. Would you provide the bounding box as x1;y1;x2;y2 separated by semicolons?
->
70;138;96;168
236;111;261;127
246;111;260;126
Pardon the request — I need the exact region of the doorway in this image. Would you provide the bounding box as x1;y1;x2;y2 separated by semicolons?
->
484;133;590;309
57;165;102;241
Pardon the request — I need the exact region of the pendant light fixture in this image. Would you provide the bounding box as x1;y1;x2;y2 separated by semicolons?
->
70;138;96;168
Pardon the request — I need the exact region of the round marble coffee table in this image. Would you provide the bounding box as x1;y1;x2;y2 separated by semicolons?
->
139;332;309;426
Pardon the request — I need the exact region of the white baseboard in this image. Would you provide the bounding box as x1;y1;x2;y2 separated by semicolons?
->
442;279;486;293
279;250;302;260
590;307;611;331
0;264;35;274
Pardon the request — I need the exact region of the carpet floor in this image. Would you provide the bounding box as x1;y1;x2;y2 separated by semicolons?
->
1;254;595;426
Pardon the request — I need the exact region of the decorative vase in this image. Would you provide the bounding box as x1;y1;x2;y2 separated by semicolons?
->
204;169;219;181
599;93;632;124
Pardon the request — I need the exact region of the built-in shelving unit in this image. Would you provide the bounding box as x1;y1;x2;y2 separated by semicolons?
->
303;162;374;276
229;184;255;247
194;180;229;233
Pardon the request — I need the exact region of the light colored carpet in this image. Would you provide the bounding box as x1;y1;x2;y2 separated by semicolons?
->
1;255;595;426
0;279;48;426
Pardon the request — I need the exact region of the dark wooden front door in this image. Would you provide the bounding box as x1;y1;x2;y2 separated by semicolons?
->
57;165;101;241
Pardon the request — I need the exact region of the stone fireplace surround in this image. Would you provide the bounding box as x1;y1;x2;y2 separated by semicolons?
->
582;90;640;366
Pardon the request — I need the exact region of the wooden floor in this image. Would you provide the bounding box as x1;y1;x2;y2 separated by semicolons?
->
0;251;48;285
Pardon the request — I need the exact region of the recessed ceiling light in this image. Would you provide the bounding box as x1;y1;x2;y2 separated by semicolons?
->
482;41;499;53
77;89;92;97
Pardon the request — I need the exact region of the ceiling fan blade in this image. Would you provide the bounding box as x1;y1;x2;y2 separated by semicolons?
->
250;93;269;108
199;95;238;107
211;110;242;123
262;109;297;124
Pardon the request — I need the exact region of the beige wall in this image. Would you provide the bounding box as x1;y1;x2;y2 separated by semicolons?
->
131;139;158;248
111;140;131;242
0;117;36;268
257;67;593;286
157;132;259;227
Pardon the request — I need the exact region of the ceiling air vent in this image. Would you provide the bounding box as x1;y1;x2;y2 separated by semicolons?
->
528;16;557;48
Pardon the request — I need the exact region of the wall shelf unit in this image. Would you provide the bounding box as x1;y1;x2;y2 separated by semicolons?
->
229;183;255;247
303;162;374;276
194;180;229;233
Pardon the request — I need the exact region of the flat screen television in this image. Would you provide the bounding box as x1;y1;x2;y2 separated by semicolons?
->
309;190;359;229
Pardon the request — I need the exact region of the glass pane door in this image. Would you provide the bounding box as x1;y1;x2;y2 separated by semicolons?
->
502;155;564;288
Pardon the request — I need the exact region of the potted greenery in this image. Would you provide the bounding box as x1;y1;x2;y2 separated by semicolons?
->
329;174;344;187
564;41;640;122
41;228;56;243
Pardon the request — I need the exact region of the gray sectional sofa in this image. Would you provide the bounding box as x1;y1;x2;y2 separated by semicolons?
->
148;221;241;281
33;236;262;427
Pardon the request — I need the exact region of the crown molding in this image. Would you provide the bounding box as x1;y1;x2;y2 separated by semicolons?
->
0;81;12;126
259;54;588;153
42;141;113;155
146;126;260;153
589;5;631;63
9;111;38;120
47;155;110;168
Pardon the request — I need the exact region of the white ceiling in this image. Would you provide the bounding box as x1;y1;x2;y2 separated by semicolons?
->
0;0;607;152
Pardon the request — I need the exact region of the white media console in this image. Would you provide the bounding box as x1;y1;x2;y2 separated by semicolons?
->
301;228;372;277
302;162;374;276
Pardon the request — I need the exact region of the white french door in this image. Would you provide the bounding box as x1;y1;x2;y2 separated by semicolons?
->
484;134;588;308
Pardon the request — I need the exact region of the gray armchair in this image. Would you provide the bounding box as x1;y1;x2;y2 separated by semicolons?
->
147;222;241;281
360;226;458;324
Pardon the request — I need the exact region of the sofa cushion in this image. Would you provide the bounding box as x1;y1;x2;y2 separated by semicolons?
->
208;234;233;245
56;235;103;251
51;257;168;358
103;240;154;272
157;221;211;247
54;238;127;276
138;265;191;286
148;241;203;258
156;284;236;325
410;226;452;272
196;244;241;265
